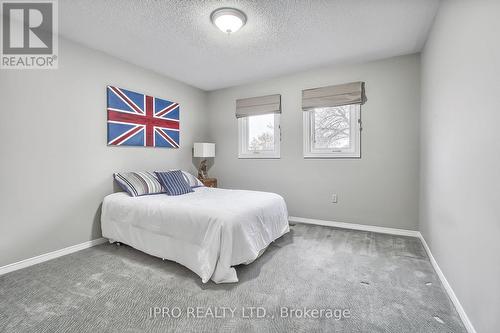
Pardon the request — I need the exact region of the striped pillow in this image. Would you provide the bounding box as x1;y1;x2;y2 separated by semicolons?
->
114;172;164;197
155;170;194;196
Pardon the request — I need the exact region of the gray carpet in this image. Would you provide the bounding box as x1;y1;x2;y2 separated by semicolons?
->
0;224;466;333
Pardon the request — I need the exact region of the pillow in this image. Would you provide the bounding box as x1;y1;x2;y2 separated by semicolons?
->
181;171;204;188
114;172;164;197
155;170;194;196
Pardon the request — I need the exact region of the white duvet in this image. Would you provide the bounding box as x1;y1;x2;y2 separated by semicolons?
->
101;187;289;283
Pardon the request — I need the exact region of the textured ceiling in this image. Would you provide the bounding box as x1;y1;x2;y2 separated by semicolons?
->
59;0;440;91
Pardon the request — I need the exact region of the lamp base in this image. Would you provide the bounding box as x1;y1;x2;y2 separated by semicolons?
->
198;159;208;179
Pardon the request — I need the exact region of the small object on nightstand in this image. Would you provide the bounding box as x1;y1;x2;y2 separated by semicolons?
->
200;178;217;188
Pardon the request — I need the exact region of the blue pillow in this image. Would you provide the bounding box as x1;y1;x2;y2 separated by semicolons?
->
155;170;194;196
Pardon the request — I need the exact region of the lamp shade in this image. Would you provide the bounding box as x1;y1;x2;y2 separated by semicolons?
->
193;143;215;158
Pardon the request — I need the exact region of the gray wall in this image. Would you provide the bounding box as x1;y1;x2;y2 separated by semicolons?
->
420;1;500;332
0;38;208;267
207;54;421;230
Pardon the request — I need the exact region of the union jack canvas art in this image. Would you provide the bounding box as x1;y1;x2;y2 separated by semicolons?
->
107;86;180;148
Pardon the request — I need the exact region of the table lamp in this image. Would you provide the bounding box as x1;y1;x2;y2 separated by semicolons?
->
193;143;215;179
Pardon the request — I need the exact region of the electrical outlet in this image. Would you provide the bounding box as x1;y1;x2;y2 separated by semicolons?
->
332;194;338;203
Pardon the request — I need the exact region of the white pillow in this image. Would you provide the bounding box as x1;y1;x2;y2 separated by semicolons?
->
180;170;204;188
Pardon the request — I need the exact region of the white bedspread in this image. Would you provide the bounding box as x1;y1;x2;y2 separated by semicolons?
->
101;187;289;283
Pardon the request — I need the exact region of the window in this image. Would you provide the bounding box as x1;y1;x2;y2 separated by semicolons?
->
303;104;361;158
238;113;280;158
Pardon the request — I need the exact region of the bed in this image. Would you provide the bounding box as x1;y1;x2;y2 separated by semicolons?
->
101;186;289;283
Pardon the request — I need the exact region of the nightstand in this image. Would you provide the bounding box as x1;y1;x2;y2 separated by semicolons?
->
199;178;217;188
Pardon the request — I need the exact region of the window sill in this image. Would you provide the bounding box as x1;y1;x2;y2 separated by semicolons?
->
303;153;361;159
238;154;281;159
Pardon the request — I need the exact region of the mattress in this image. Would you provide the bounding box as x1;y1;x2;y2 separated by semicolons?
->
101;187;289;283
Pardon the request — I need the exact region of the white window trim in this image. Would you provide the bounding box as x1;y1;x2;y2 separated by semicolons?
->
303;104;361;159
238;114;281;159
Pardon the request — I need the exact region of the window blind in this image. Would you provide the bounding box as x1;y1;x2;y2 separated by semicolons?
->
235;94;281;118
302;82;366;110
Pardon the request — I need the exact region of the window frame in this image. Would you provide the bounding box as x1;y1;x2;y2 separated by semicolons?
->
238;113;281;159
303;104;361;159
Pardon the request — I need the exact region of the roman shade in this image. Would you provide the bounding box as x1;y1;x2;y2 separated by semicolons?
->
302;81;366;110
235;94;281;118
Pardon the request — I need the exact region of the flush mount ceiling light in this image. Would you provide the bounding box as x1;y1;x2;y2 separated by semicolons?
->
210;8;247;34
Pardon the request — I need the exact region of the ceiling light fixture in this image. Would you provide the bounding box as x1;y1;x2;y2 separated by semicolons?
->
210;8;247;34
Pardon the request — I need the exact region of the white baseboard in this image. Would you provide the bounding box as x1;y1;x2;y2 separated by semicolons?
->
417;234;477;333
289;215;476;333
0;238;107;276
289;216;420;237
